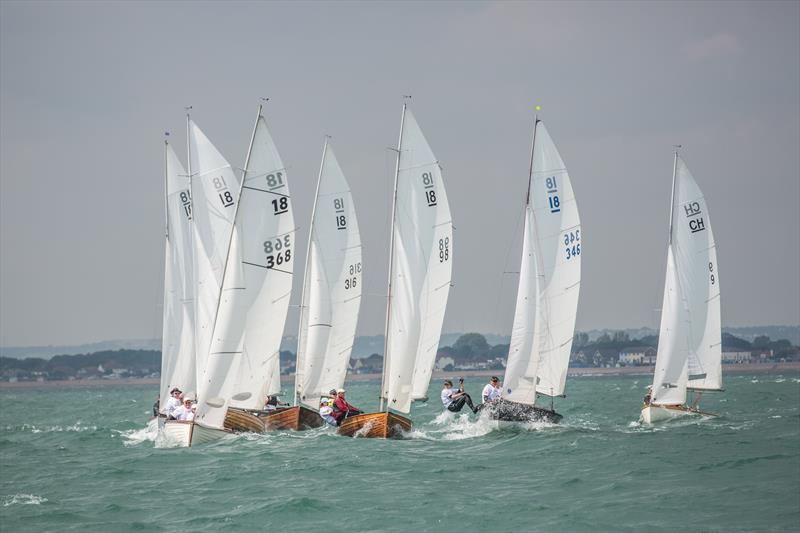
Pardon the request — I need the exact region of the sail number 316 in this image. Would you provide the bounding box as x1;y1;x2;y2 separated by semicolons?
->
344;262;361;290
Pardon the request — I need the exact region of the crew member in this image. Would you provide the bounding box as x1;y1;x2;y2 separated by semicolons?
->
482;376;502;403
319;398;337;426
172;397;195;421
165;388;182;419
332;389;361;425
441;378;479;413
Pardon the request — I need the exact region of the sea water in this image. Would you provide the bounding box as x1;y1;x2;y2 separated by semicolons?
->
1;374;798;532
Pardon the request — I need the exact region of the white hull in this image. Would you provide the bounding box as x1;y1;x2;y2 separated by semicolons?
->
640;404;698;424
161;420;228;447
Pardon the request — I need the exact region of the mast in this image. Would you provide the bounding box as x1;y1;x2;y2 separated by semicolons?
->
525;115;539;206
668;146;680;245
295;136;328;406
186;110;200;392
164;139;170;241
380;101;407;412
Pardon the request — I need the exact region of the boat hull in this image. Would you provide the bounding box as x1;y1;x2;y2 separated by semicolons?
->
639;404;716;424
161;420;229;447
260;405;325;431
336;412;412;438
224;408;266;433
483;399;562;424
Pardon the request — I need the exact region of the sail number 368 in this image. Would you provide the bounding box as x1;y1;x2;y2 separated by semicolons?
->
264;235;292;268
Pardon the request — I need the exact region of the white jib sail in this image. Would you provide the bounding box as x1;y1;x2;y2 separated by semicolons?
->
652;156;721;403
503;120;581;403
383;107;453;413
188;120;239;397
195;110;295;428
160;142;196;407
502;206;540;404
295;140;362;409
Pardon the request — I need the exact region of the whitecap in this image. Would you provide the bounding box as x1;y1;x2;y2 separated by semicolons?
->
120;419;159;446
3;494;47;507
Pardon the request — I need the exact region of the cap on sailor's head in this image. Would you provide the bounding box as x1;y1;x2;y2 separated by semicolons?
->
170;387;182;394
336;388;346;394
444;380;453;386
329;389;337;395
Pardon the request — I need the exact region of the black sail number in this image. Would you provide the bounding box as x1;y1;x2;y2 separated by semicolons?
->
344;262;361;290
264;235;292;268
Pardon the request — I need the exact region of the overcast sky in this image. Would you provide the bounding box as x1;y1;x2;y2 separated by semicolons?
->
1;1;798;347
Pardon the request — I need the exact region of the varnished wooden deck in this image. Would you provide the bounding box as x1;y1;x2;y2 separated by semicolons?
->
224;408;265;433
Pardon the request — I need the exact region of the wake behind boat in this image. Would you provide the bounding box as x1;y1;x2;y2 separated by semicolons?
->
640;149;723;425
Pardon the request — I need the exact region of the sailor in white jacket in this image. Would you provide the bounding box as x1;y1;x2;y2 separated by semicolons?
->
482;376;502;403
172;397;195;421
164;388;183;419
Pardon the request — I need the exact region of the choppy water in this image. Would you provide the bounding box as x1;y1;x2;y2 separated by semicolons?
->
1;373;798;532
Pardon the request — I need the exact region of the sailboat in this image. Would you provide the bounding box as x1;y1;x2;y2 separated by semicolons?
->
162;114;247;446
262;138;363;431
338;101;453;438
640;149;722;424
488;115;581;425
158;140;196;417
190;104;298;438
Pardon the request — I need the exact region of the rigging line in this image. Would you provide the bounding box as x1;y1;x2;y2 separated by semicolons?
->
241;185;290;197
490;202;527;338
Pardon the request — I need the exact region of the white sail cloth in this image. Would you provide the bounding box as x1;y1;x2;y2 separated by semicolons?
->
503;120;582;404
188;120;240;396
651;156;721;405
295;141;362;409
383;108;453;413
160;142;196;406
195;112;295;429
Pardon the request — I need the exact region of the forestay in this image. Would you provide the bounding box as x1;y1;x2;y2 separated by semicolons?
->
295;140;362;409
651;156;721;404
195;110;295;429
383;107;453;413
187;120;239;396
160;142;196;405
503;120;582;404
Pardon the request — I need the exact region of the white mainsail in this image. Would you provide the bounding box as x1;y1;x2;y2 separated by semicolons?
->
195;107;296;429
159;141;195;406
382;105;453;413
651;154;721;405
503;119;582;405
295;139;362;408
187;119;240;396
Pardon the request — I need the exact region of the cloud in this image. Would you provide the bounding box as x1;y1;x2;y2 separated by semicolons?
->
685;31;741;61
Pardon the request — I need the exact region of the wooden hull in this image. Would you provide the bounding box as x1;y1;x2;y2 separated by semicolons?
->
161;420;228;447
224;408;266;433
260;405;325;431
336;412;412;438
640;404;716;424
484;399;562;424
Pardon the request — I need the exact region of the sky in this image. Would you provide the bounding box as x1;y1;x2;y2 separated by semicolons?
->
1;0;798;347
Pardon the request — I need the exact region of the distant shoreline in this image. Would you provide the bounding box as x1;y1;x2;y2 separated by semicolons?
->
1;362;797;390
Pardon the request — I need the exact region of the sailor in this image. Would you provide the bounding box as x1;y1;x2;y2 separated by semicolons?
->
165;388;182;419
643;386;653;406
264;395;289;411
441;378;479;414
332;389;362;425
482;376;502;403
152;396;160;417
319;398;337;426
172;397;195;421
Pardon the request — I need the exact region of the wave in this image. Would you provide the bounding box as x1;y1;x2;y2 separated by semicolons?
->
3;423;97;434
3;494;47;507
119;418;159;446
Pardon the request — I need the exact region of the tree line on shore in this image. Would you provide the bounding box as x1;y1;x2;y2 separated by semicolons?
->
1;332;797;381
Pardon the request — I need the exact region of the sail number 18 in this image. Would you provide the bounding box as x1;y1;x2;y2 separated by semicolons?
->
422;172;437;207
546;176;560;213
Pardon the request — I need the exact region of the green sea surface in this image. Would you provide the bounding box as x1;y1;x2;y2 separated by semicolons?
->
1;374;798;532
